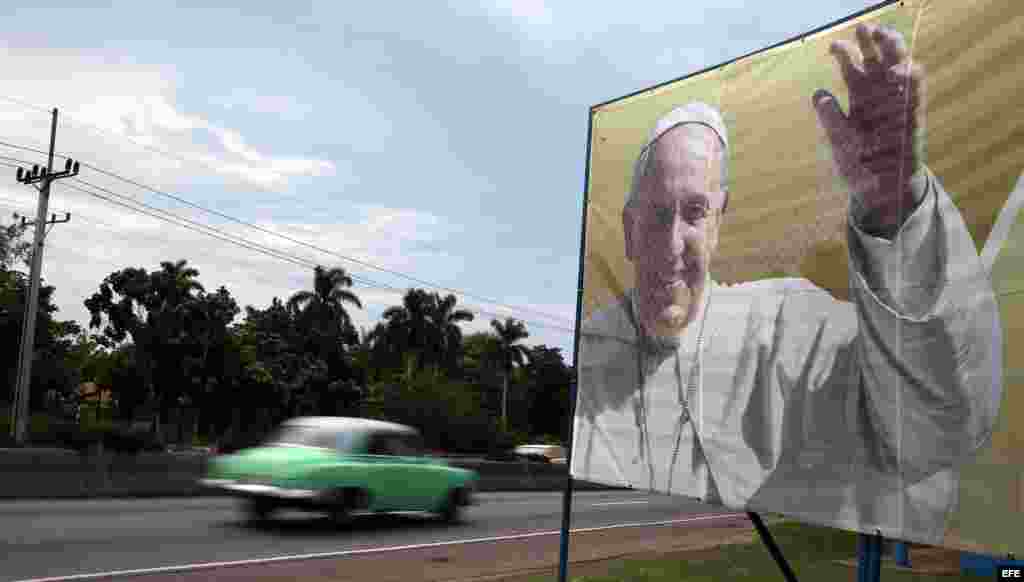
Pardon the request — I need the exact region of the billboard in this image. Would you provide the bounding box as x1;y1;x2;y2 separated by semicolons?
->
570;0;1024;553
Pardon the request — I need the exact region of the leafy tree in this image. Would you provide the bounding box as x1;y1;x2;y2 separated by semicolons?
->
85;343;148;421
366;370;493;453
1;216;80;416
0;214;31;272
523;345;573;441
34;320;85;410
84;260;206;438
180;286;239;441
219;295;349;445
233;299;304;414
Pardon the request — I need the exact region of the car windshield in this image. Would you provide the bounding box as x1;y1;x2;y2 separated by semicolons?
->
264;425;356;452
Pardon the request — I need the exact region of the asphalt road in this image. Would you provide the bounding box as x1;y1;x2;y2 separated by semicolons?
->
0;491;733;581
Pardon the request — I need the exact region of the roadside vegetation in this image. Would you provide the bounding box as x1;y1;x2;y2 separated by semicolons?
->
1;216;573;456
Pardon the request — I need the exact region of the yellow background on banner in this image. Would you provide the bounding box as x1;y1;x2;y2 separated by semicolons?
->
582;0;1024;554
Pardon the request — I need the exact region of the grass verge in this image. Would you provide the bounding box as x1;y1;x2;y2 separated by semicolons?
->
515;522;980;582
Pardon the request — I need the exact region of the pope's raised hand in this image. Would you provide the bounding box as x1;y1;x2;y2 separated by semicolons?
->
813;22;926;232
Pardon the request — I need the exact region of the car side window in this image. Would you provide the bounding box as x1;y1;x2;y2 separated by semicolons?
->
365;431;424;457
335;431;354;453
400;433;425;457
313;431;337;450
367;433;401;456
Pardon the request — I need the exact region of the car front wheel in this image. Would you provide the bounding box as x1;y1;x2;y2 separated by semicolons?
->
439;488;469;524
325;487;368;526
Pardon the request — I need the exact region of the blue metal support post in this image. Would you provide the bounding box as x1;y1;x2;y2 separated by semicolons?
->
857;533;883;582
556;381;578;582
557;108;593;582
894;541;910;567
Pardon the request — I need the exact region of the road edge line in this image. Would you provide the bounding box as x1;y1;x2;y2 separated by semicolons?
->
12;513;747;582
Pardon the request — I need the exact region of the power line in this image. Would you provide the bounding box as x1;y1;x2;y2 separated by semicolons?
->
71;179;322;272
0;133;575;326
67;177;414;296
4;161;575;333
3;158;315;271
47;212;570;333
20;203;393;321
44;233;310;306
58;189;573;332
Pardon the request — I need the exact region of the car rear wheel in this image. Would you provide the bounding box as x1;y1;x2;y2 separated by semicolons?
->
325;487;369;526
243;498;276;522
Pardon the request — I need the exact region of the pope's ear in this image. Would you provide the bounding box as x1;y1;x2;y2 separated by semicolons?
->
708;216;722;255
708;196;726;254
623;205;635;261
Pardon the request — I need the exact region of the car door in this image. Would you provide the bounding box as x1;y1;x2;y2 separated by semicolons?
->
364;431;413;510
390;432;448;511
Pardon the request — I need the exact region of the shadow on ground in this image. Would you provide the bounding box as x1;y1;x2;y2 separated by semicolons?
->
219;510;471;538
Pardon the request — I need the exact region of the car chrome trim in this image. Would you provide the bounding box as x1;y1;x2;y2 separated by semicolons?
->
199;479;317;499
198;478;232;487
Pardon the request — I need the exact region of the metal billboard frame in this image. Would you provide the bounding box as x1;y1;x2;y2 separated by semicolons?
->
557;1;907;581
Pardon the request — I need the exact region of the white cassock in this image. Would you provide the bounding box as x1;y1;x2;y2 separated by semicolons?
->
571;168;1003;545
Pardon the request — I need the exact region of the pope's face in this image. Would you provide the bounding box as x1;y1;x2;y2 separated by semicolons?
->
624;124;724;339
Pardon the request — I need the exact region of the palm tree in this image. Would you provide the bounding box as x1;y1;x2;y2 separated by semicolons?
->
490;317;529;431
428;293;474;374
287;265;363;358
153;259;204;312
380;288;434;375
149;260;205;438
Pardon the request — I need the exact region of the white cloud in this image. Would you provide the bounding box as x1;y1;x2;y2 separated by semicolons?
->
0;48;337;192
0;43;465;338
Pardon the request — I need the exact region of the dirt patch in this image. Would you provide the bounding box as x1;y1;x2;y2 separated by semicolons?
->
115;514;754;582
833;545;964;577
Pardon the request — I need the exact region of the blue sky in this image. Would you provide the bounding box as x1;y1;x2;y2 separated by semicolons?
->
0;0;879;360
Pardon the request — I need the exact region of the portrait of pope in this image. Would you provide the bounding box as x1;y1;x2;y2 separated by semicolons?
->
570;23;1004;544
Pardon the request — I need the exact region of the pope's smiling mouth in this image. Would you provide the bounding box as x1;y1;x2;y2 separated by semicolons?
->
653;273;693;296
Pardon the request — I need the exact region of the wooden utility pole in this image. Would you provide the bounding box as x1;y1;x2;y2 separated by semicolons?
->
9;108;80;444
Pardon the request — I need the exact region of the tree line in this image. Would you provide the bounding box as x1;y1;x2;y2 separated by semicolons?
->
0;218;574;455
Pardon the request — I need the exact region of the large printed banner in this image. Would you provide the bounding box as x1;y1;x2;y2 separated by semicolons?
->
571;0;1024;553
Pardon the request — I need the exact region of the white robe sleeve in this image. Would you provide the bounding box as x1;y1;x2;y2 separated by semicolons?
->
845;167;1003;481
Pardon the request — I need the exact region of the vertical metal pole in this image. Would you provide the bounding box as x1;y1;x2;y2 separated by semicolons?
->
557;107;595;582
894;541;910;568
556;380;578;582
857;533;883;582
11;107;58;444
872;534;883;581
748;512;799;582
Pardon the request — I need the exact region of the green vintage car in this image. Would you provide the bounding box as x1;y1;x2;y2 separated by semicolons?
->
201;417;478;523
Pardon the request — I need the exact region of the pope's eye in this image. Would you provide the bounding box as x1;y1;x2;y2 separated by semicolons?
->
654;206;674;226
682;203;709;224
